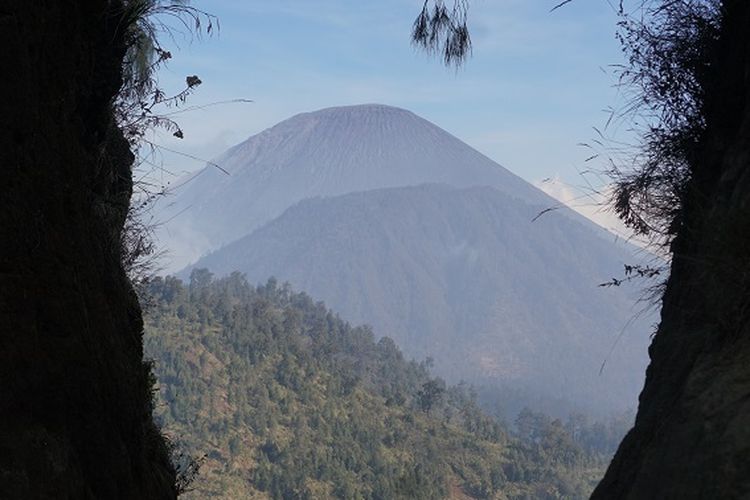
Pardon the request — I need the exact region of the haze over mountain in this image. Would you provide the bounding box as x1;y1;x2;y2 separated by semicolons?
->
187;183;651;416
159;104;553;269
165;103;652;416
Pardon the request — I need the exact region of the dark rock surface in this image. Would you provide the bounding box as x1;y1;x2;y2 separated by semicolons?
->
593;2;750;498
0;2;176;498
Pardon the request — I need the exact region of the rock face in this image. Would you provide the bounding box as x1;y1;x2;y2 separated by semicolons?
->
160;104;552;268
0;2;176;498
592;2;750;498
188;184;651;416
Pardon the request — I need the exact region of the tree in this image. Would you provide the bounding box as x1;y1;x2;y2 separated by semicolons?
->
413;1;750;497
417;379;446;413
189;268;214;298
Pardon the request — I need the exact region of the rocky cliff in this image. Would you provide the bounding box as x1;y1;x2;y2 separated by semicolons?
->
593;2;750;498
0;2;176;498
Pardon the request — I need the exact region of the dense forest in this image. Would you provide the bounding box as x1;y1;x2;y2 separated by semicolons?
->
144;271;628;499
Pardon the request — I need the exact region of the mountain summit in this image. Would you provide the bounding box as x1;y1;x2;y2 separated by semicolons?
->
160;104;553;267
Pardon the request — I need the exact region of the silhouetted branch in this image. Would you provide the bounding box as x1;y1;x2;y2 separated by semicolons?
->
412;0;472;67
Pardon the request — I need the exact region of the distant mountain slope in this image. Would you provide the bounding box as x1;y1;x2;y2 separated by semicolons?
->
187;184;651;416
159;104;554;267
144;275;611;499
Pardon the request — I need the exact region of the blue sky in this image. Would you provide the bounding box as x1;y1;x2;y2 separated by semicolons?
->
151;0;630;201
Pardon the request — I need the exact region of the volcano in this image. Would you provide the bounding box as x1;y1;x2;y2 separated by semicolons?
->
163;104;652;415
159;104;553;267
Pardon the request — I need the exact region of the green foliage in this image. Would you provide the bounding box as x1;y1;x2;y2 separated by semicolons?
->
417;379;445;413
144;272;610;498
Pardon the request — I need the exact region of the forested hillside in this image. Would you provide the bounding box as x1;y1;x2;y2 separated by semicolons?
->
144;272;623;499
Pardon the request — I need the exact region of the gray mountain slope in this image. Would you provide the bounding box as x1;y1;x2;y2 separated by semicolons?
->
160;104;555;267
187;183;652;416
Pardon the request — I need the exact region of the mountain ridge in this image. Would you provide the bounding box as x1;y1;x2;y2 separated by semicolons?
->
185;182;651;416
159;104;569;269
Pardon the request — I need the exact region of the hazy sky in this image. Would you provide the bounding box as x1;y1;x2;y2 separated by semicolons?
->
149;0;633;230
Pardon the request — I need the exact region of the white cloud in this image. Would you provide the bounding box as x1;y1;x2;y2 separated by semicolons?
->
534;176;650;249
